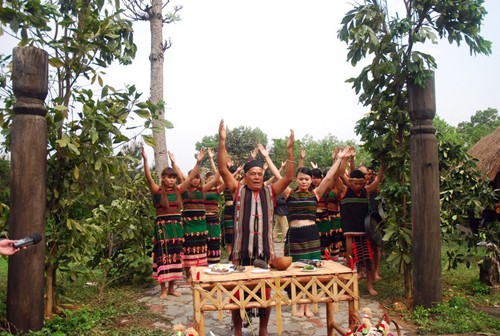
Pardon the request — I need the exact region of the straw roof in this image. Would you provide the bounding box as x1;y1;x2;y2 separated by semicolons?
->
468;126;500;181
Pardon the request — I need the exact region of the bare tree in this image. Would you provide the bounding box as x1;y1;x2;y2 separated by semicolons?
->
124;0;182;177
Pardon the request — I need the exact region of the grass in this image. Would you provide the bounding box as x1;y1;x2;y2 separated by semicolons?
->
0;258;172;336
1;241;499;335
367;241;500;335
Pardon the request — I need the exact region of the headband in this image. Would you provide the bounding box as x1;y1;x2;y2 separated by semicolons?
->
243;160;264;173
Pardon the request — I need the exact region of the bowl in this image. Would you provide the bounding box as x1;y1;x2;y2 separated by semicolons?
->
270;256;292;270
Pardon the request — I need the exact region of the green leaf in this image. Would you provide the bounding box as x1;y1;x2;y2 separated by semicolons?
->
55;105;68;111
73;166;79;180
90;127;98;144
134;109;151;118
67;142;80;155
95;159;102;170
49;57;65;68
142;135;155;147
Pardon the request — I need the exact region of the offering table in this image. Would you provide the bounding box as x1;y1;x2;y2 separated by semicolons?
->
191;260;359;336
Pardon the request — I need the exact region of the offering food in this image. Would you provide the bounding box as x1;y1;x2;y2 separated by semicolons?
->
209;264;232;273
302;264;316;271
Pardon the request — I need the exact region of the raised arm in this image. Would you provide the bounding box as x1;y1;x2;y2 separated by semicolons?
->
257;144;281;180
217;120;238;193
141;146;159;193
168;151;187;183
339;146;354;188
203;147;222;192
366;161;384;194
315;147;346;198
299;146;306;168
273;130;295;196
178;148;206;192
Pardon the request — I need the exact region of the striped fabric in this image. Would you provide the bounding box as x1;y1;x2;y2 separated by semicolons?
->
327;190;343;256
222;188;235;244
204;188;220;214
285;223;321;261
151;189;184;284
232;183;275;262
286;190;321;261
340;187;369;233
287;191;317;222
182;189;208;267
206;214;221;264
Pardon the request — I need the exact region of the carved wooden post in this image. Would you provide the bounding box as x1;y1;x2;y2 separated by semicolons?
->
408;73;442;308
7;47;48;333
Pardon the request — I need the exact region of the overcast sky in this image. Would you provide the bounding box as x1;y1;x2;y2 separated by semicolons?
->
2;1;499;171
113;0;500;171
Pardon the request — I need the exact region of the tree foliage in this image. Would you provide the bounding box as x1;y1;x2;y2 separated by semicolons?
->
0;0;161;314
457;107;499;148
196;125;268;168
338;0;492;299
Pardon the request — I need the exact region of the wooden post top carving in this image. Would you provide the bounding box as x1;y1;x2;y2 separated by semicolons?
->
408;73;437;133
12;47;49;116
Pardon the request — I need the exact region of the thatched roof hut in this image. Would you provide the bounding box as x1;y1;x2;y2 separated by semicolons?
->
468;126;500;183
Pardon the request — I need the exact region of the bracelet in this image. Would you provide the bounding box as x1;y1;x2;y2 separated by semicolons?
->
286;159;296;163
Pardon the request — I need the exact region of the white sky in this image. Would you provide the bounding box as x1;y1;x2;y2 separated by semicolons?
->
2;1;500;171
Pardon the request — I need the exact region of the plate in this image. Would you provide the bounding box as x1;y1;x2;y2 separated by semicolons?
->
292;262;307;268
301;266;317;272
204;268;234;275
208;263;233;268
251;268;270;273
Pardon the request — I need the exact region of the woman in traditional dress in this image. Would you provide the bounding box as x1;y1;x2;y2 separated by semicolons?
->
142;146;203;299
170;148;222;281
261;144;346;318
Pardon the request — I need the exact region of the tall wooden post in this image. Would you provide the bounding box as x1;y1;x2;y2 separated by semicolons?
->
7;47;48;333
408;73;442;308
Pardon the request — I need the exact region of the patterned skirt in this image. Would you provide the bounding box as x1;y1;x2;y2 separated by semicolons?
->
183;216;208;267
152;215;184;284
206;213;221;264
330;214;344;257
316;211;333;260
285;222;321;261
222;204;235;245
348;233;373;273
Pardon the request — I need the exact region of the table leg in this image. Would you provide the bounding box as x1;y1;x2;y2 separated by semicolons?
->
326;301;334;336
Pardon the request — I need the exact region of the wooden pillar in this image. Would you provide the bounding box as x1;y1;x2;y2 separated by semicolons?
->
408;74;442;308
7;47;48;333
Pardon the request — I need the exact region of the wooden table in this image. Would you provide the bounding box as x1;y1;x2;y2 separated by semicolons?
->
191;260;359;336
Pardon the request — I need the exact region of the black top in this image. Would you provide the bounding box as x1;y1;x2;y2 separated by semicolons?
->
274;194;288;216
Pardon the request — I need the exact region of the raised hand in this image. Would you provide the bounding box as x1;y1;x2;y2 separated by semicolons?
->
300;147;306;160
287;129;295;149
168;150;176;164
250;147;258;160
207;147;214;158
257;143;269;157
218;119;226;141
141;146;147;160
197;147;206;163
310;161;318;169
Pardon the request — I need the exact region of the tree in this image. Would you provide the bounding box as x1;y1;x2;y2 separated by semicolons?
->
124;0;180;177
338;0;492;301
457;107;499;148
0;0;157;315
196;125;268;167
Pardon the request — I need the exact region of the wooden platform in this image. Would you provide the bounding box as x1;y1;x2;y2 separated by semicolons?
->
191;260;359;335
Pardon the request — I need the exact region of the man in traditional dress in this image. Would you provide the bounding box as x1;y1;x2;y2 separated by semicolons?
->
217;119;295;336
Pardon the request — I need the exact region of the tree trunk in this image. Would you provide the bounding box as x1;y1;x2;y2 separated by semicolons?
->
45;261;57;317
150;0;169;176
403;262;412;301
99;233;114;295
